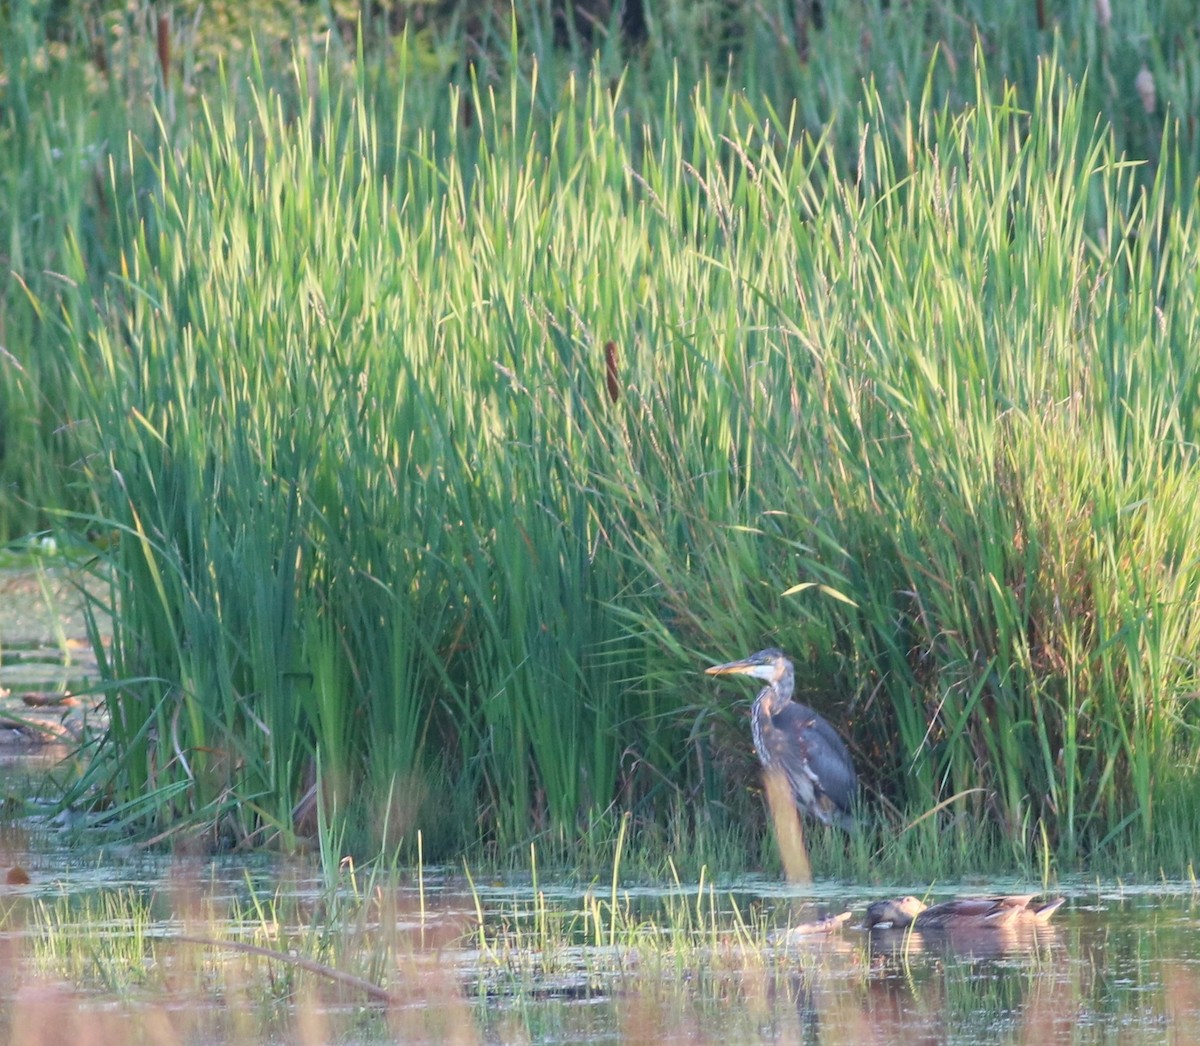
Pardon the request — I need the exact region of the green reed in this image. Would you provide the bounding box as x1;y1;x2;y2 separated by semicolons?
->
5;0;1194;544
5;0;1200;872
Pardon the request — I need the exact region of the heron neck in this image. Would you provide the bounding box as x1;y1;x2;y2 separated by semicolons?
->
759;668;794;715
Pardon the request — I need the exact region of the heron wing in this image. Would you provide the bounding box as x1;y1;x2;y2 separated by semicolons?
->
770;703;857;817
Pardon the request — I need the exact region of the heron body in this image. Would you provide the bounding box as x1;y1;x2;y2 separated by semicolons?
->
865;894;1066;931
705;648;856;831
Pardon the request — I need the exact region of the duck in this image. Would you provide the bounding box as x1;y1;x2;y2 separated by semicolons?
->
865;894;1065;931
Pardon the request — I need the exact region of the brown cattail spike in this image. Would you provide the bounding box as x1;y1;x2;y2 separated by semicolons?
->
604;341;620;403
156;13;171;83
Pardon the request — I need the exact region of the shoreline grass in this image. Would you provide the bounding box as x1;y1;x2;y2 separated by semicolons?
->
4;1;1200;875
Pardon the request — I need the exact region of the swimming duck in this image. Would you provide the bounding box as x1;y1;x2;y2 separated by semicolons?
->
865;894;1065;931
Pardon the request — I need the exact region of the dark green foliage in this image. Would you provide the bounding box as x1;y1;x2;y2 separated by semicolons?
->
5;0;1200;873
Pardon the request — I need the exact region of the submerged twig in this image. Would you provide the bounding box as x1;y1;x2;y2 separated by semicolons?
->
174;934;399;1005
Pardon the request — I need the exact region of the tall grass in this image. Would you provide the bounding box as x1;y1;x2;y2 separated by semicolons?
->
5;1;1200;870
5;0;1196;542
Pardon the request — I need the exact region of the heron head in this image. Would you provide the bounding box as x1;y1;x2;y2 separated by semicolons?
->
704;648;791;685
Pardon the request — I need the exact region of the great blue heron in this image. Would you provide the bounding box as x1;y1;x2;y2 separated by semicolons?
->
705;648;856;830
864;894;1066;930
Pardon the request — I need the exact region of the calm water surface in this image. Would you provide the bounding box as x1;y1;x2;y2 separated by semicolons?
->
457;878;1200;1044
1;841;1199;1044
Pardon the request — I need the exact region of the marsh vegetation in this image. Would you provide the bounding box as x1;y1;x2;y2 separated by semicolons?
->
7;2;1200;1038
4;0;1200;880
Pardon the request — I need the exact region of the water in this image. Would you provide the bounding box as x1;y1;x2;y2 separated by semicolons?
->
455;881;1200;1044
2;844;1198;1044
0;564;106;771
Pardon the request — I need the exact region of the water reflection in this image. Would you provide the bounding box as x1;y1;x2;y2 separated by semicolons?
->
856;926;1064;1044
1;857;1200;1043
868;921;1060;960
466;886;1200;1043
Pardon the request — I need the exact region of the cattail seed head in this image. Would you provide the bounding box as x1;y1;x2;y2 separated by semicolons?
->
156;13;171;83
1135;65;1156;114
604;341;620;403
